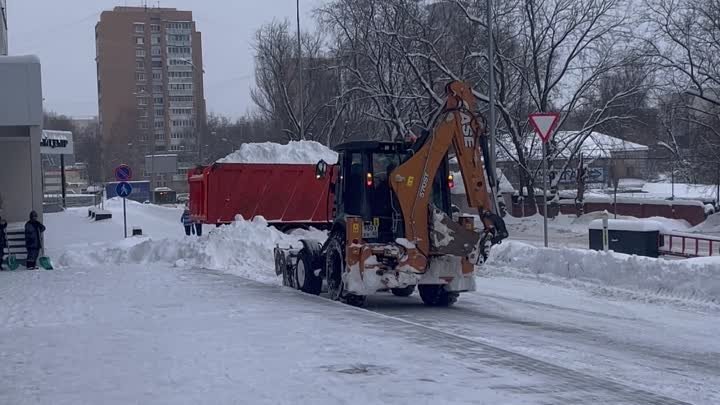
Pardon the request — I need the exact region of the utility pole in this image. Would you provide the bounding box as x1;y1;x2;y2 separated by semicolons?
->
0;0;8;56
486;0;498;213
296;0;304;140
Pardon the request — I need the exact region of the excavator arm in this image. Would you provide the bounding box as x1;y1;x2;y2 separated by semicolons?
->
390;81;508;258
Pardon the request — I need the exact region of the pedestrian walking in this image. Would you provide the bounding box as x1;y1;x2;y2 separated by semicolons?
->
194;219;202;237
181;207;193;236
24;211;46;270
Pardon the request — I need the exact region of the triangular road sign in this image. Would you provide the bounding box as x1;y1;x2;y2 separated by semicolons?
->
529;112;560;143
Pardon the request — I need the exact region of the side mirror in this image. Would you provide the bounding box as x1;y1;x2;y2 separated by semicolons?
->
315;159;329;179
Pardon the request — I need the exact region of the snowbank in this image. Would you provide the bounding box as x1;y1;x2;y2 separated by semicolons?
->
216;141;338;164
486;241;720;303
58;216;327;285
690;213;720;235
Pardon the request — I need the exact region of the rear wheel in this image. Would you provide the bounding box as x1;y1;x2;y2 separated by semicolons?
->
325;233;367;307
418;285;459;307
296;249;322;295
391;285;416;297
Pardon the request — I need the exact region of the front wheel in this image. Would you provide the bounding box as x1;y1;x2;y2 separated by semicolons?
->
391;285;415;297
418;285;459;307
325;232;366;307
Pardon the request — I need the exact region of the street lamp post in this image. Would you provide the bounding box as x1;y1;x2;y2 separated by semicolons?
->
296;0;304;140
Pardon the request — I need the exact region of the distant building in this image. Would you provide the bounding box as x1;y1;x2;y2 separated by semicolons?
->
71;116;98;133
496;131;650;191
95;6;206;191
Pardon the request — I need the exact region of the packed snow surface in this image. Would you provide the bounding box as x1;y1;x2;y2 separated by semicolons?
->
216;140;338;164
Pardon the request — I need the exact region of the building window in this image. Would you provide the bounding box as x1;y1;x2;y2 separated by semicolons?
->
138;121;148;129
152;60;163;68
154;121;164;129
138;97;148;106
155;133;164;140
169;96;193;103
136;49;146;57
151;24;161;33
135;37;144;45
155;108;164;117
152;71;162;81
138;108;148;118
154;96;164;104
151;46;161;56
169;83;192;91
153;84;163;93
134;23;145;33
135;72;145;81
136;60;145;70
136;85;146;94
168;46;191;54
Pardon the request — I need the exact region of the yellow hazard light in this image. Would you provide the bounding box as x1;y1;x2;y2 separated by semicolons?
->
366;172;373;187
448;174;455;189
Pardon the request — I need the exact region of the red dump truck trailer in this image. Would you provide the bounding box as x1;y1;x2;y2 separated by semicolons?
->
188;163;336;230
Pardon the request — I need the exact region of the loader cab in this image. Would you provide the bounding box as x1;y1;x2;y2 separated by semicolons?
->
326;141;452;243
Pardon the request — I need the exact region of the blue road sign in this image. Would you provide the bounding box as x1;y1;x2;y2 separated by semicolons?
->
116;181;133;198
115;164;133;182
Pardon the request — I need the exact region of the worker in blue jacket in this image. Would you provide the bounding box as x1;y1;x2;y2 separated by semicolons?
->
181;207;194;236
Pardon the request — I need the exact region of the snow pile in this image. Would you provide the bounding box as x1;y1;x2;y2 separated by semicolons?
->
58;216;326;284
690;212;720;235
486;241;720;303
588;218;663;232
216;141;338;164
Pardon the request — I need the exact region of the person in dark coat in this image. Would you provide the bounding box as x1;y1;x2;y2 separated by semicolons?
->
194;219;202;237
25;211;46;270
0;214;7;270
181;208;193;236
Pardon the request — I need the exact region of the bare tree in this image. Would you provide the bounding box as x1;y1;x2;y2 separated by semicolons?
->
645;0;720;178
251;20;345;144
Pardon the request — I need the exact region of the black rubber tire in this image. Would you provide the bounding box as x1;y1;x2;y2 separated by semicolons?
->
391;285;416;297
418;285;459;307
324;232;367;306
296;249;322;295
325;233;345;301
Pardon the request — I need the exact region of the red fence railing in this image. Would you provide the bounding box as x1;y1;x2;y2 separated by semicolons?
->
660;232;720;258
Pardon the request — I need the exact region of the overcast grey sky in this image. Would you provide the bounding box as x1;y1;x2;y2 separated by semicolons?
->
9;0;322;119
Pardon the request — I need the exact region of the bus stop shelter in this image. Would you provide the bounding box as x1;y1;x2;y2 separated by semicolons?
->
0;55;43;223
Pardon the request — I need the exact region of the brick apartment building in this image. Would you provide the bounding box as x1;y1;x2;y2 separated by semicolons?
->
95;6;206;192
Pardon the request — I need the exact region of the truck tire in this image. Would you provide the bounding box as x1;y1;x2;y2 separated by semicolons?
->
325;233;367;307
418;285;459;307
296;249;322;295
391;285;415;297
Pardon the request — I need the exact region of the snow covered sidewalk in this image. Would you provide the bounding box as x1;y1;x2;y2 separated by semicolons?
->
487;241;720;305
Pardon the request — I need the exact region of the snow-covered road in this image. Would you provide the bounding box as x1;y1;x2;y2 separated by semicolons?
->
366;277;720;405
2;204;716;403
0;263;700;405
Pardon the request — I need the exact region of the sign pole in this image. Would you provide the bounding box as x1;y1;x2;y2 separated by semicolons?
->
123;197;127;238
60;154;67;208
528;112;560;249
542;144;549;248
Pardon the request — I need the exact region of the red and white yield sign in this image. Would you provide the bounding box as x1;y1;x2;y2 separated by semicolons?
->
529;112;560;143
